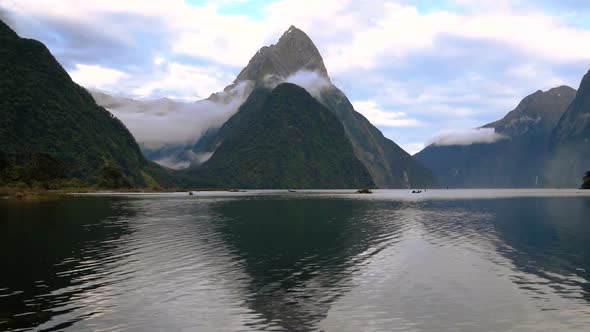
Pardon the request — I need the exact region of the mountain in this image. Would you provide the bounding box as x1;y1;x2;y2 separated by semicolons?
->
0;19;167;187
90;82;253;170
416;86;577;188
547;70;590;187
192;26;434;188
185;83;374;189
233;26;329;83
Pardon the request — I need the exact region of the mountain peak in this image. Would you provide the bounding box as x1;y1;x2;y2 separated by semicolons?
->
234;25;329;84
278;25;308;42
483;85;576;137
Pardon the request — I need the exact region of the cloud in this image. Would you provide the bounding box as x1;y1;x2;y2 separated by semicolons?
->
285;71;330;98
94;81;253;147
132;62;232;100
3;0;590;150
430;128;508;146
261;70;331;99
154;56;165;66
403;142;426;155
352;100;421;127
69;64;129;90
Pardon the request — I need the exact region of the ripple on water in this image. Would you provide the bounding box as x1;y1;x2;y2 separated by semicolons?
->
0;195;589;331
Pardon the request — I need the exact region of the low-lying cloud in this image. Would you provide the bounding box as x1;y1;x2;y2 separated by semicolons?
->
430;128;508;146
154;151;214;170
262;70;331;99
91;81;253;148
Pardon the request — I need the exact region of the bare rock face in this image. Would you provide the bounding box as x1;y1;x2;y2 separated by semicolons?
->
234;26;329;83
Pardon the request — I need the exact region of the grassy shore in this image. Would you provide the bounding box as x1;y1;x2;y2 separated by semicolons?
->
0;186;252;201
0;187;67;201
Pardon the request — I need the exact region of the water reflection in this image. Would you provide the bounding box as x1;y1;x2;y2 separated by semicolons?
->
0;197;136;330
210;198;408;330
0;194;589;331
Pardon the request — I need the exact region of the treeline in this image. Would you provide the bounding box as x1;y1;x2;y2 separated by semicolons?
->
0;151;132;189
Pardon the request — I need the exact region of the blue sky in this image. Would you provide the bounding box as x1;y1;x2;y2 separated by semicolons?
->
2;0;590;154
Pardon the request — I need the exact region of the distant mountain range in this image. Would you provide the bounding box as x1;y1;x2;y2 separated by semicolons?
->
416;76;590;188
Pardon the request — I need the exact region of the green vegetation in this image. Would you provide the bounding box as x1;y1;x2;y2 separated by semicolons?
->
0;19;175;189
187;83;374;189
582;171;590;189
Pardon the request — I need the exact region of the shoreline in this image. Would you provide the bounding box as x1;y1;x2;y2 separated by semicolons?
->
3;187;589;202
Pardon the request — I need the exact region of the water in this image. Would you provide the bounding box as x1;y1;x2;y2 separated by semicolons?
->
1;190;590;331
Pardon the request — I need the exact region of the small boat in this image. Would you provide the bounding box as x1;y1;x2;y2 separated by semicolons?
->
288;190;296;193
188;191;194;196
412;190;422;194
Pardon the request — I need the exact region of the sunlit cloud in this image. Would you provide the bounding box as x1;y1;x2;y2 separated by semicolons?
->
352;101;422;127
69;64;129;90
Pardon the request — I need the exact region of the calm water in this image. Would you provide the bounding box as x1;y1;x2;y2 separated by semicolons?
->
1;190;590;331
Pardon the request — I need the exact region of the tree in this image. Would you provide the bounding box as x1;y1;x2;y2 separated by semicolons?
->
582;171;590;189
26;152;65;182
98;162;131;189
0;151;8;172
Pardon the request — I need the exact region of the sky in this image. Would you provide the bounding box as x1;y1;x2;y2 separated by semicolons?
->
2;0;590;154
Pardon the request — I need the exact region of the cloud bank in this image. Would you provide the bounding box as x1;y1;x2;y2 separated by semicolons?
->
430;128;508;146
261;70;331;99
92;81;253;148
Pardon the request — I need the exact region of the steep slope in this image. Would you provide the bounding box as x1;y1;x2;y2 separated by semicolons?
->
91;81;253;169
194;25;434;188
186;83;374;189
0;19;166;186
318;85;434;188
548;70;590;187
416;86;576;188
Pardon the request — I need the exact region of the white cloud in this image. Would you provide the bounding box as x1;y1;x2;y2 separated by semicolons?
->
69;64;129;89
430;128;508;146
154;56;165;66
403;142;426;155
11;0;590;73
352;100;421;127
4;0;590;149
100;80;253;147
261;70;331;99
132;62;231;100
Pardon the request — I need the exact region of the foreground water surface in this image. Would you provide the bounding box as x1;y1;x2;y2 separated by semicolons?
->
1;190;590;331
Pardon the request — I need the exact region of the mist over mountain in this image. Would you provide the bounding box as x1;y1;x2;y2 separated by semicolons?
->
416;86;578;188
190;26;434;188
89;83;252;169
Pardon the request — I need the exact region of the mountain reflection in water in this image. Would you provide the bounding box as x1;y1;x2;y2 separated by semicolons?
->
1;192;589;331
